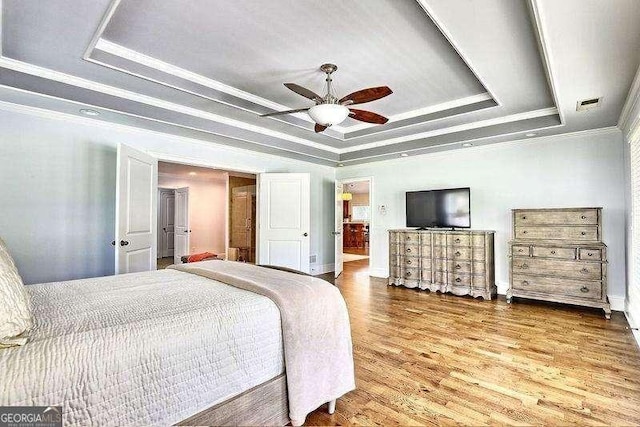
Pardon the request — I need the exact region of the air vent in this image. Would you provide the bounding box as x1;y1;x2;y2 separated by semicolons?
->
576;97;602;112
310;254;317;264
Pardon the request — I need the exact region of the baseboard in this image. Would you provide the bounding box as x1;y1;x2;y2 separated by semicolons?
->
310;263;334;275
497;281;509;295
624;307;640;349
369;267;388;278
608;295;626;312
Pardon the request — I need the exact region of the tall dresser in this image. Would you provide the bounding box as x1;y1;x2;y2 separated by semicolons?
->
388;229;496;300
507;207;611;319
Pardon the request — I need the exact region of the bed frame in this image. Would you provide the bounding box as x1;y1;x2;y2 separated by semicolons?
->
176;374;336;426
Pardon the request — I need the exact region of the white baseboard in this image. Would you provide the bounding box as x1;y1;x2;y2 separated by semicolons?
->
608;295;626;312
497;281;509;295
624;306;640;349
310;263;334;275
369;267;388;278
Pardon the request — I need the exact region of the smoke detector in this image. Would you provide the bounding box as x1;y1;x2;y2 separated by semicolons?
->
576;97;602;112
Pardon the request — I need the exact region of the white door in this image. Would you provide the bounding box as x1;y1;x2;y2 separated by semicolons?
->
334;182;344;278
115;143;158;274
257;173;310;273
174;187;190;264
158;189;175;258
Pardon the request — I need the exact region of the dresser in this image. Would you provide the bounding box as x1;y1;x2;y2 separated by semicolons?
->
388;229;496;300
507;207;611;319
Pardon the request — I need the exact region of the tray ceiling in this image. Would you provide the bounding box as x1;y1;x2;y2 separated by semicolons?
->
1;0;639;166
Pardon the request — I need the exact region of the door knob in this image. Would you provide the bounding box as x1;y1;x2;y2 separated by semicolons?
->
111;241;116;246
303;232;309;237
331;231;341;235
120;240;129;246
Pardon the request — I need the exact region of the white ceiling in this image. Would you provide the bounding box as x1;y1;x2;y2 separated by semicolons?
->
1;0;639;166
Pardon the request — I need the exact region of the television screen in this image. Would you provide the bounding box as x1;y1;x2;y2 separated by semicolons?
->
406;188;471;228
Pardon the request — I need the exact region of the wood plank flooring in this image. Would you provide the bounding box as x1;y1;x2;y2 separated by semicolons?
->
306;260;640;426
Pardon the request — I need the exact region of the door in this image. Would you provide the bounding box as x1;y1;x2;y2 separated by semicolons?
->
158;188;175;258
174;187;190;264
115;143;158;274
257;173;310;273
334;182;344;278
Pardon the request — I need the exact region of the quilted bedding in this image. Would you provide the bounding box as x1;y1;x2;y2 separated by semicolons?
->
0;269;285;426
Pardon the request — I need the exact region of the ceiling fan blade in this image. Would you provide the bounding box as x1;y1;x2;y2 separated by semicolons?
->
284;83;323;103
339;86;392;105
260;107;310;117
349;108;389;124
314;123;328;133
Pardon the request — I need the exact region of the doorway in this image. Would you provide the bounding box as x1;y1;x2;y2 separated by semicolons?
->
340;179;371;271
155;161;256;269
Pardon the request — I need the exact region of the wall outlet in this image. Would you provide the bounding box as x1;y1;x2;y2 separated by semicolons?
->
310;254;317;264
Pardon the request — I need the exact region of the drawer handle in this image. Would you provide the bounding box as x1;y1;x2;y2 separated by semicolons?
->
517;248;523;252
522;280;529;286
522;230;528;234
455;264;462;270
455;277;462;283
407;259;412;265
587;252;594;257
580;268;589;274
520;264;529;269
406;248;411;253
522;216;527;220
551;250;556;254
406;236;411;240
581;231;586;236
580;286;589;293
455;238;461;243
455;251;461;256
406;271;412;277
581;215;587;219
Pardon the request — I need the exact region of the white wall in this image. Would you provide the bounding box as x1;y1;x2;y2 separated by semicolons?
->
337;129;627;305
158;173;227;255
0;108;336;284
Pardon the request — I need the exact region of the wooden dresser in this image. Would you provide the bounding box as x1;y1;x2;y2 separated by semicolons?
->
388;229;496;300
507;207;611;319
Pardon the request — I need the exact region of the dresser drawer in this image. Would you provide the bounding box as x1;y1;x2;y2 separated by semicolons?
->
512;245;530;256
532;246;576;259
401;232;421;244
434;246;479;260
579;248;602;261
448;272;472;287
401;267;420;280
512;274;602;300
514;226;598;241
448;260;486;274
511;257;602;280
514;209;598;226
447;234;471;246
402;244;421;256
401;256;420;268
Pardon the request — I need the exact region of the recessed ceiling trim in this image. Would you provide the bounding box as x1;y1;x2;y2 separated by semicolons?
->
91;38;497;139
82;0;122;60
527;0;565;125
340;107;559;153
415;0;502;107
0;55;342;154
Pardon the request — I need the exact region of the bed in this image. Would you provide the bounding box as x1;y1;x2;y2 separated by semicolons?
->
0;260;355;426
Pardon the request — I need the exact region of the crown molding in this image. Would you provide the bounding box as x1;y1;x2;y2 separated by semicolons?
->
0;56;342;154
338;126;620;166
340;107;559;153
618;62;640;138
528;0;565;126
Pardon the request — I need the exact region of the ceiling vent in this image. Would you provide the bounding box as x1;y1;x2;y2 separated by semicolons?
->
576;97;602;112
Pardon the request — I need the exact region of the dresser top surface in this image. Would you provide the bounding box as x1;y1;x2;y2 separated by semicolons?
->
389;228;495;234
512;207;602;212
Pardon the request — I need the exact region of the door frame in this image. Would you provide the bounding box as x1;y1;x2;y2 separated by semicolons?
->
338;176;374;268
153;152;259;261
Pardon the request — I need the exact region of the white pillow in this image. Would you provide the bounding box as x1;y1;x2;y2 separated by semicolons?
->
0;237;32;347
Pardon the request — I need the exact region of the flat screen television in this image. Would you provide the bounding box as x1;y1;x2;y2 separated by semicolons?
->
406;187;471;228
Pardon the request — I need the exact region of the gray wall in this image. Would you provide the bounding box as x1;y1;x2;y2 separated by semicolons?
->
0;109;336;284
337;129;628;306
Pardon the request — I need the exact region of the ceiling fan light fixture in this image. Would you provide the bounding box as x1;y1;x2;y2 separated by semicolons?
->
308;104;350;127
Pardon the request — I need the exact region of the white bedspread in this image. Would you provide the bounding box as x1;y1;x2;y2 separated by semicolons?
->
0;269;284;426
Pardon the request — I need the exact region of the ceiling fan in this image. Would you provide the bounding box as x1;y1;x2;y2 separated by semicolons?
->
260;63;392;133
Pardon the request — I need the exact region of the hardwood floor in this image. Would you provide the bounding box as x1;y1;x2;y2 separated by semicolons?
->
344;247;370;256
306;260;640;426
